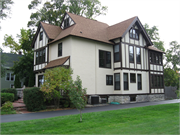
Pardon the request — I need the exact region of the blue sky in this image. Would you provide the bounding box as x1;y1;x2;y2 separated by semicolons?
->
1;0;180;52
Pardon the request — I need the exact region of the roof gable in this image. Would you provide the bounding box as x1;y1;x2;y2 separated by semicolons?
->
60;12;75;29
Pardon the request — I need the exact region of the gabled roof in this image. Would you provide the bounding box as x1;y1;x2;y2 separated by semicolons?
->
44;56;70;69
32;12;154;47
107;16;137;40
1;53;23;68
49;12;112;45
147;46;165;53
41;22;62;40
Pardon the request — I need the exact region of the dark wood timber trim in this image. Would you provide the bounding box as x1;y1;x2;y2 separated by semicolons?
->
148;50;151;94
120;41;122;69
87;93;165;96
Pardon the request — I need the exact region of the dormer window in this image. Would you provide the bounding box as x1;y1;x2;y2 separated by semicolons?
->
64;18;70;29
40;32;43;41
129;28;139;40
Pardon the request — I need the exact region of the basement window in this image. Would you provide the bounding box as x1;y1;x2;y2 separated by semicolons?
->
130;96;136;102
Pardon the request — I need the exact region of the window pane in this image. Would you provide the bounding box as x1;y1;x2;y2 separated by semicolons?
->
133;29;136;34
130;73;136;83
137;74;142;90
39;50;42;64
38;75;44;87
6;73;10;80
124;73;128;90
40;32;43;41
156;54;159;64
106;52;111;68
150;52;152;63
151;75;153;88
115;74;120;81
114;45;119;53
136;48;141;63
135;33;138;39
114;53;120;61
11;74;14;81
36;52;39;65
133;34;135;38
58;43;62;57
159;55;162;64
115;74;120;90
129;46;134;62
115;82;120;89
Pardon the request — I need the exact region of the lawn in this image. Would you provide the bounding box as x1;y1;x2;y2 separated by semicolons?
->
1;103;179;134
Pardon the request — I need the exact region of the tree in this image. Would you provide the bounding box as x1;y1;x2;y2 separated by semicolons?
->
2;28;33;54
143;23;165;52
14;74;21;88
28;69;35;87
165;41;180;70
0;0;14;19
68;76;87;122
40;67;73;108
164;68;179;89
27;0;108;28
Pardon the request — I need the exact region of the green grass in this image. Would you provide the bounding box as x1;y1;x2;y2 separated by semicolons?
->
1;110;16;115
1;103;179;134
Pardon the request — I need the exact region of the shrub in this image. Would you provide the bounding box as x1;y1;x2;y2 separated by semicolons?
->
14;75;21;88
176;90;180;99
1;88;18;101
1;101;13;112
23;87;46;111
1;93;14;105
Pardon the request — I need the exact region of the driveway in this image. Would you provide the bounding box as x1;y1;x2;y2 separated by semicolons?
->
1;99;180;123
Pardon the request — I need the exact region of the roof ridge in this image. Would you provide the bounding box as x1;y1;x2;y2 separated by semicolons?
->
41;21;60;27
109;16;137;28
66;12;109;26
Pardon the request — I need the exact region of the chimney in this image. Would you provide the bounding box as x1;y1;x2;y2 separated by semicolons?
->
19;51;22;55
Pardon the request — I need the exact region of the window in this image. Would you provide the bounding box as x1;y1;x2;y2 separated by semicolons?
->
137;74;142;90
99;50;111;68
130;96;136;101
39;32;43;41
130;73;136;83
36;49;46;65
129;28;139;40
159;55;162;64
129;46;134;63
58;43;62;57
6;73;14;81
38;75;44;87
114;44;120;62
114;73;120;90
149;51;162;65
150;74;164;88
136;47;141;64
106;75;113;85
10;84;14;88
64;18;70;29
124;73;128;90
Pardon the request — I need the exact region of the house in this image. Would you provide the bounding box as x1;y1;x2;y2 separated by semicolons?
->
0;52;23;89
32;12;165;104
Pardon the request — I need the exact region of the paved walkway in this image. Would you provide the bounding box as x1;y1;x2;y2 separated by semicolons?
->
1;99;180;123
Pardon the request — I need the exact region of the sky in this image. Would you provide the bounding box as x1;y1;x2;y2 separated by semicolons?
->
0;0;180;53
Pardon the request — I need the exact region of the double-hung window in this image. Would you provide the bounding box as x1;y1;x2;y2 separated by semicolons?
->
136;47;141;64
58;43;62;57
129;46;134;63
114;44;120;62
99;50;111;68
64;18;70;29
36;49;46;65
129;28;139;40
137;74;142;90
130;73;136;83
38;75;44;87
6;73;14;81
124;73;128;90
114;73;120;90
106;75;113;85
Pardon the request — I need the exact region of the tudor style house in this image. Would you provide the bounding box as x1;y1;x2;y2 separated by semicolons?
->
32;12;165;104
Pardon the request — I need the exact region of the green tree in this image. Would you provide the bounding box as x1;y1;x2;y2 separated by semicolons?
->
27;0;108;28
28;69;35;87
40;67;73;108
164;68;179;89
165;41;180;70
14;74;21;88
2;28;33;54
68;76;87;122
0;0;14;19
143;23;165;52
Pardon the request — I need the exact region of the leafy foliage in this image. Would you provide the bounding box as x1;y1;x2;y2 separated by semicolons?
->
143;23;165;52
40;67;73;108
1;101;13;112
2;28;33;54
0;0;14;19
1;93;14;105
14;74;21;88
23;87;46;111
0;48;7;78
165;41;180;70
164;68;179;88
68;76;87;122
28;69;35;87
1;88;17;101
27;0;108;28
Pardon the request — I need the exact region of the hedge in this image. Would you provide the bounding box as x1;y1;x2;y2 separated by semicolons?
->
1;93;14;105
1;88;18;101
23;87;46;111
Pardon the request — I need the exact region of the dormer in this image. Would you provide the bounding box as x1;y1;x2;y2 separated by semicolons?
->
61;12;75;29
